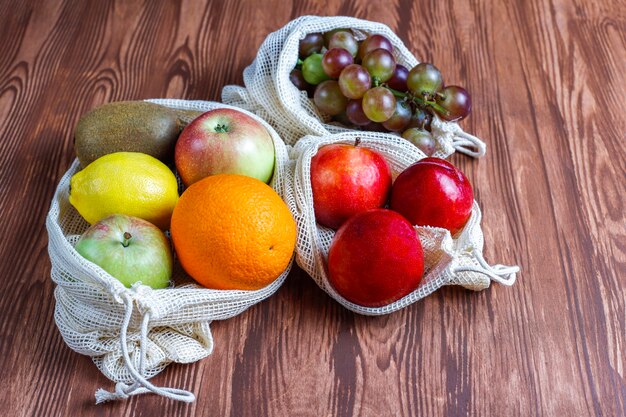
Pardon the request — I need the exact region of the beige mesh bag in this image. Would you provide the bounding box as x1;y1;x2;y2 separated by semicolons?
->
222;15;486;158
46;99;294;403
285;132;519;315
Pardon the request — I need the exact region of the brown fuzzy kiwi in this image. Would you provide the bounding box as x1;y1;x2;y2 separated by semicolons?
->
74;101;202;166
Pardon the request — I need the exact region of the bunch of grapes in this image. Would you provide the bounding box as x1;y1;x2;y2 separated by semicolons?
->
290;29;472;156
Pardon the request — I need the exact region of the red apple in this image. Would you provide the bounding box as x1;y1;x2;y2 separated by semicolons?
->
175;108;275;186
310;140;391;229
328;209;424;307
390;157;474;235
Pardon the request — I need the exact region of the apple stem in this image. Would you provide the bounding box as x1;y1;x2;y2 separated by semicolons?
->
122;232;132;248
214;123;229;133
354;137;361;147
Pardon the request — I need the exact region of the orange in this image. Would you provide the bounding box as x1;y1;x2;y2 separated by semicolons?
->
170;174;296;290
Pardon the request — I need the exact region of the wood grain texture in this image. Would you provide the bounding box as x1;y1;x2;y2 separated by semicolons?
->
0;0;624;416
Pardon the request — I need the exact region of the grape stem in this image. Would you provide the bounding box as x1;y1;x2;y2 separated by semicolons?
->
383;86;450;116
386;86;407;99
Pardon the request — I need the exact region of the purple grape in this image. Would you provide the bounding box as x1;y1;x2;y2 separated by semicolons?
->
363;122;387;132
345;99;371;126
435;85;471;121
401;128;436;155
290;69;307;90
314;80;349;115
332;112;352;126
406;107;433;131
387;64;409;91
299;33;324;58
322;48;354;78
382;100;412;131
338;64;371;99
289;69;315;97
358;34;393;60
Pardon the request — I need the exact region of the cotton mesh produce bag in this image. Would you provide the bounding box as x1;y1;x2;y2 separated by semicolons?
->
285;132;518;315
46;99;294;403
222;15;486;159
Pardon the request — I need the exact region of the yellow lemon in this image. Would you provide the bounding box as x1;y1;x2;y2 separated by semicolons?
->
69;152;179;230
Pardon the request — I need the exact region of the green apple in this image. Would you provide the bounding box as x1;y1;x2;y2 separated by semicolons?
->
75;214;173;288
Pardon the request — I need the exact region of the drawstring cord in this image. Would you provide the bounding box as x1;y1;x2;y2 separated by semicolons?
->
453;247;519;286
451;129;487;158
95;293;195;404
430;117;487;158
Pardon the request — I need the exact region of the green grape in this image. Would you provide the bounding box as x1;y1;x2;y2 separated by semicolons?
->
362;86;396;122
407;63;443;97
314;80;349;115
302;54;331;85
362;49;396;83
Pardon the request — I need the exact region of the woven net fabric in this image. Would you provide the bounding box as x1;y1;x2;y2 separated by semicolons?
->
285;132;517;316
222;15;487;159
46;100;294;395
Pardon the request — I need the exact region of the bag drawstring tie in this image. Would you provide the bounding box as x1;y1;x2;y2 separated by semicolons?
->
94;292;195;404
453;247;519;286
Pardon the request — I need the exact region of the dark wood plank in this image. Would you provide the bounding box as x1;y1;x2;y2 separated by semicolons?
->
0;0;624;416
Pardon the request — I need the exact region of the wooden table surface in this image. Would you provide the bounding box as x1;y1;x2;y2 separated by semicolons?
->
1;0;624;416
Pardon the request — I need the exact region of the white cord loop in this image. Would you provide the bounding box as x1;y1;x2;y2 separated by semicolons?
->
453;247;519;286
95;293;196;404
428;116;487;158
452;130;487;158
447;124;486;158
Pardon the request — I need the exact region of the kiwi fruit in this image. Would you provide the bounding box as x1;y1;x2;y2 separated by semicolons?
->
173;108;204;125
74;101;203;166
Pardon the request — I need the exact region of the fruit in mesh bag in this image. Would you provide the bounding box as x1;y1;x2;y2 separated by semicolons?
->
390;158;474;235
75;214;173;289
170;174;296;290
328;209;424;307
175;108;275;187
310;140;392;230
292;29;473;144
69;152;179;230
